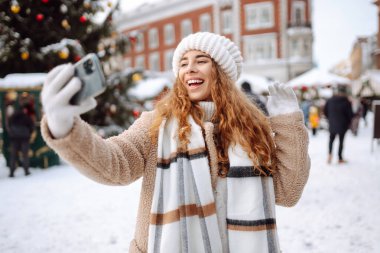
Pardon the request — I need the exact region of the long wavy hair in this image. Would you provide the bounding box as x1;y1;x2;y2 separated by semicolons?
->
150;61;277;176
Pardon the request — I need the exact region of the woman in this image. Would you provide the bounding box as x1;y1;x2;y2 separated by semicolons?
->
41;32;310;253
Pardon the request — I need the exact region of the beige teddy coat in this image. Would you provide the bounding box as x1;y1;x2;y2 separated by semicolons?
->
41;111;310;253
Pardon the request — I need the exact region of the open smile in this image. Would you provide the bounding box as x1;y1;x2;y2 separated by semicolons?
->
187;79;204;89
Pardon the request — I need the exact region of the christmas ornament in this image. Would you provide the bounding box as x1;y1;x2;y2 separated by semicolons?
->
61;19;70;30
74;55;81;62
10;2;20;14
60;4;68;14
79;15;87;23
36;14;44;22
58;47;69;59
132;109;140;118
41;0;49;3
110;104;117;114
21;51;29;60
132;73;142;82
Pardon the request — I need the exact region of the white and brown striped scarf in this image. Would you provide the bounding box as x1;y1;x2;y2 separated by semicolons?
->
148;116;280;253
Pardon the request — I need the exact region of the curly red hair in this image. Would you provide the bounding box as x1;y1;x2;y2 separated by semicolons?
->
150;61;276;176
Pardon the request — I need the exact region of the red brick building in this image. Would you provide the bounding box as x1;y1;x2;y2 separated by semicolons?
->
116;0;313;82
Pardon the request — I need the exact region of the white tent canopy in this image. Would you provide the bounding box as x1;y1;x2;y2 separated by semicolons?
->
287;68;351;88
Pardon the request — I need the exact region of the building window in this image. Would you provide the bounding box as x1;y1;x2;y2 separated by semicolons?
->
290;37;310;57
244;34;277;61
181;19;193;38
149;52;160;71
245;2;274;30
164;23;175;45
135;55;145;69
135;33;144;52
292;1;306;26
148;28;159;49
222;10;232;34
200;13;211;32
164;49;174;71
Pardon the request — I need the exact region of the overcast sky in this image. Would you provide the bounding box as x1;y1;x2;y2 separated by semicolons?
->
120;0;378;71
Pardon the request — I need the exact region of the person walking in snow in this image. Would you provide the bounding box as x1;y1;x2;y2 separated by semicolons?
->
7;104;34;177
324;85;354;164
240;81;268;115
40;32;310;253
309;105;320;136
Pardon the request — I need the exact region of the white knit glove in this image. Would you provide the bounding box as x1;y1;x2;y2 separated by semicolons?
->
41;64;97;139
266;82;300;116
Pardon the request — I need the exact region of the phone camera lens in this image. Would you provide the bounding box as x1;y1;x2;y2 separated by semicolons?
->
84;59;93;74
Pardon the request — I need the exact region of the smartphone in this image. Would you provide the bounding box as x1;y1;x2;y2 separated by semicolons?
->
70;53;107;105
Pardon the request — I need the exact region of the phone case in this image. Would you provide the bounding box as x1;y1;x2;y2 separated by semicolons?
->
70;53;106;105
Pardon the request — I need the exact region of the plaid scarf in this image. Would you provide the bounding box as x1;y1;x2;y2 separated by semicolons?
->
148;116;280;253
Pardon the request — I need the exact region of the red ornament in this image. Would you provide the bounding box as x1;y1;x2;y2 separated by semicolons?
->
42;0;49;3
36;14;44;21
132;109;140;119
74;55;81;62
301;85;308;92
79;15;87;23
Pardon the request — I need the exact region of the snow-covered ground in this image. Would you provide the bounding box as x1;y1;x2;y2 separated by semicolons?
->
0;113;379;253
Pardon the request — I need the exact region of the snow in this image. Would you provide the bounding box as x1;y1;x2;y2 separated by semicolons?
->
0;73;46;89
128;77;172;100
1;113;379;253
287;68;352;88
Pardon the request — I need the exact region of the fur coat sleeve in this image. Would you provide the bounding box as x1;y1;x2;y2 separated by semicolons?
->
270;111;311;207
40;111;155;185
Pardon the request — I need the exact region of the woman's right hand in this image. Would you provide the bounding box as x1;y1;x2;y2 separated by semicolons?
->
41;64;96;139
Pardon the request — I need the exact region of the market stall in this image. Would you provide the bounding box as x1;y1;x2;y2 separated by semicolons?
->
0;73;59;168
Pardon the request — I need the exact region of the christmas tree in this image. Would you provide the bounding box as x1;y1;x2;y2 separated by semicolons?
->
0;0;119;77
0;0;150;136
81;69;146;137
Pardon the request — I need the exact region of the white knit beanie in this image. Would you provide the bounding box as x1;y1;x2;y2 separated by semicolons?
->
172;32;243;81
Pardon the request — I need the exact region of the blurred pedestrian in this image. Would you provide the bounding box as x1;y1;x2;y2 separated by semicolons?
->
41;32;310;252
300;94;312;128
360;97;370;126
309;105;319;136
350;97;362;136
7;104;34;177
241;81;268;115
324;86;354;164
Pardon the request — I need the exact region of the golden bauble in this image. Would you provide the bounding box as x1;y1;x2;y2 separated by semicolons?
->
58;49;69;59
132;73;142;82
21;51;29;60
11;4;20;14
61;19;70;30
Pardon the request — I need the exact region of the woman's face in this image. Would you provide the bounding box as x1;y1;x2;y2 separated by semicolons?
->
178;50;213;102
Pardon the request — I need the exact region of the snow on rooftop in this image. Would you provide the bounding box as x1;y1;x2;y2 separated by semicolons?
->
0;73;47;89
128;77;172;101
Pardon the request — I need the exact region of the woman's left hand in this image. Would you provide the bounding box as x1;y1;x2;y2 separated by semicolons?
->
266;82;300;116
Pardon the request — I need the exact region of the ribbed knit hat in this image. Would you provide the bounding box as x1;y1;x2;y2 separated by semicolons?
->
172;32;243;81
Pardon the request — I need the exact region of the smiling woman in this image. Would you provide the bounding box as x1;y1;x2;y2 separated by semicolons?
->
40;32;310;253
178;51;213;101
